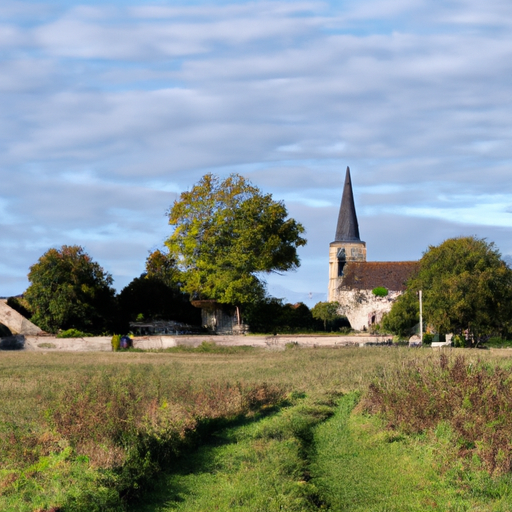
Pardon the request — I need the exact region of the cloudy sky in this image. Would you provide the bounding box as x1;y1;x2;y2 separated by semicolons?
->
2;0;512;305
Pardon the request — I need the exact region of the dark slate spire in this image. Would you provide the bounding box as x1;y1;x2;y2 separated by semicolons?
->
334;167;360;242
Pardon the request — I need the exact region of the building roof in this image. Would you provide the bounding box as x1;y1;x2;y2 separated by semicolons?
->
334;167;361;242
340;261;420;292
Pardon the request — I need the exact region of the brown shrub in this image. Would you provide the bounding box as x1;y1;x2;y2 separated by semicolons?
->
49;369;286;470
363;354;512;475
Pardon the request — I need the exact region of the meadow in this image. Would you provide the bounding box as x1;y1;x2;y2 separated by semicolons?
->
2;345;512;511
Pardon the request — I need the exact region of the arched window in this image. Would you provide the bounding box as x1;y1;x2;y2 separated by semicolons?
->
337;248;346;276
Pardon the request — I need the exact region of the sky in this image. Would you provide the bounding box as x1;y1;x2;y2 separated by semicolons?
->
1;0;512;306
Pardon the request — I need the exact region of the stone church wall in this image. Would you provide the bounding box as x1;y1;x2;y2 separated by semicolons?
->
335;289;402;331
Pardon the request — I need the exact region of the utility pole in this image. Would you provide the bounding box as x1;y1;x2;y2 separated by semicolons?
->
419;290;423;343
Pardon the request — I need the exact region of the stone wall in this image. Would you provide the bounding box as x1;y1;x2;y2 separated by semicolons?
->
16;333;393;352
336;289;402;331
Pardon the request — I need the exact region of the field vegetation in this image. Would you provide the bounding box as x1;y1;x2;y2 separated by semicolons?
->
2;347;512;511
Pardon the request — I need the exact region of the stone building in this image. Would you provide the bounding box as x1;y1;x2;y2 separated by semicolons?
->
0;299;42;336
191;300;248;335
328;168;419;331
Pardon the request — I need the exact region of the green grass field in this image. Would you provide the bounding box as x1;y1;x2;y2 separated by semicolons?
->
2;346;512;511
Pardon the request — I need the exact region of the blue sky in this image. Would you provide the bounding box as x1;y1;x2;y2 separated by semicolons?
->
2;0;512;305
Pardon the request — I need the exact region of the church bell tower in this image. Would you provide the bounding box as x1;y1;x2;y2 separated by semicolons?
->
328;167;366;301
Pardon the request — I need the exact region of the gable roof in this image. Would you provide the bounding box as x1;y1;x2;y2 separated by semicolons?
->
340;261;419;292
334;167;361;242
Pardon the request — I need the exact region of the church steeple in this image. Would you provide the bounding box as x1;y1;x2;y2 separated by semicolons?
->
328;166;366;302
334;167;360;242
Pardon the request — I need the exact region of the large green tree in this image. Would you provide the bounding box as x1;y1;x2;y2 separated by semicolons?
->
165;173;306;321
25;245;117;334
382;236;512;344
311;301;342;331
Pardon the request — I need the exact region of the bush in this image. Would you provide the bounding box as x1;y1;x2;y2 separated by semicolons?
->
452;334;466;348
47;370;286;504
486;337;512;348
111;334;121;351
422;333;434;345
57;329;94;338
163;342;255;354
372;287;388;297
245;298;319;333
363;354;512;475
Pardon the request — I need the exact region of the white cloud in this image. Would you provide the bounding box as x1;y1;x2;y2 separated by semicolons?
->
1;0;512;297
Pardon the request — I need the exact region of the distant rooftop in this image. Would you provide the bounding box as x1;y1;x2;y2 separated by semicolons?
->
340;261;420;292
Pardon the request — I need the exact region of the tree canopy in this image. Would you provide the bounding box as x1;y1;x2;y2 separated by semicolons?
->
244;298;318;334
164;174;307;316
382;236;512;343
117;275;200;326
311;301;342;331
144;249;182;288
24;245;117;334
117;250;199;326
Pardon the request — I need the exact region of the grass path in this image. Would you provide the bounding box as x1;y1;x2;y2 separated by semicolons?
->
129;394;338;511
310;394;512;512
135;392;512;512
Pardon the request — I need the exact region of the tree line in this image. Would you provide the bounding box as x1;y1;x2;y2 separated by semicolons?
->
9;246;345;335
8;173;346;335
8;172;508;342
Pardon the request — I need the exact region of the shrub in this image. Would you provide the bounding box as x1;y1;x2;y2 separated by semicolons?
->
245;298;321;333
372;287;388;297
47;370;286;502
111;334;121;351
453;334;466;348
57;329;94;338
363;354;512;475
422;333;434;345
163;342;254;354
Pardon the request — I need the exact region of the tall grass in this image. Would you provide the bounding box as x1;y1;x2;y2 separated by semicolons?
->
2;347;511;510
0;355;287;510
364;353;512;475
311;392;512;511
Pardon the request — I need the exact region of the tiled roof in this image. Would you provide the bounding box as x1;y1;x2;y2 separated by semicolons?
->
340;261;419;292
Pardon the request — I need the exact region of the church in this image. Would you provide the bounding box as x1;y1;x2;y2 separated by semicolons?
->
328;167;419;331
